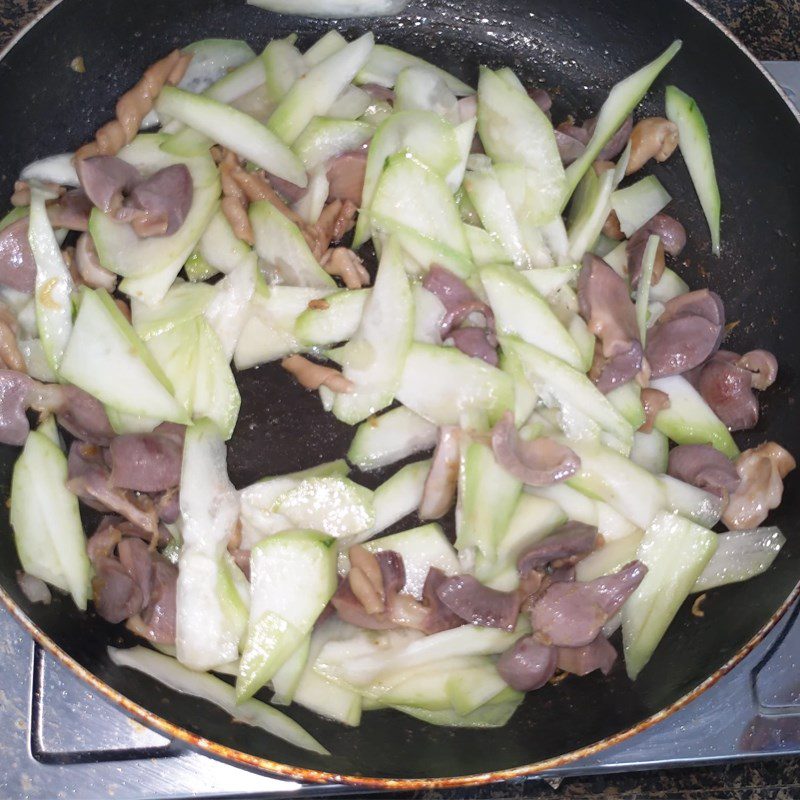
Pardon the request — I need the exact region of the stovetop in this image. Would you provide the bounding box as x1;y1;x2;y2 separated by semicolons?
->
1;60;799;800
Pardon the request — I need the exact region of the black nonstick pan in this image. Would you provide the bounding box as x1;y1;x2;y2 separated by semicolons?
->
0;0;799;788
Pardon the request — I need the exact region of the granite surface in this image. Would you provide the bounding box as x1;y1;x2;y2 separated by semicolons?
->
0;1;797;799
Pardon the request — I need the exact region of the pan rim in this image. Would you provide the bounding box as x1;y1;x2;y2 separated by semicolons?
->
1;0;799;788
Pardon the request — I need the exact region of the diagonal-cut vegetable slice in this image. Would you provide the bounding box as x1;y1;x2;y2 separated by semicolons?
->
156;86;307;186
564;40;682;199
28;188;74;373
665;85;721;255
268;33;374;145
333;236;413;424
109;645;328;754
60;288;189;424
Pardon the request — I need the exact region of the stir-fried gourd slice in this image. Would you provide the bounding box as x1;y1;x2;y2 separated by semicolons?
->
177;420;241;670
396;343;514;427
564;40;682;197
692;527;785;593
28;187;74;372
333;237;413;425
237;530;337;701
665;85;721;255
132;279;215;340
481;264;584;369
611;176;671;238
11;426;91;609
60;288;188;423
234;285;333;369
347;405;437;470
354;111;462;248
477;66;566;224
650;375;739;458
249;201;334;288
109;646;328;754
500;335;633;453
295;288;369;348
368;459;431;537
268;33;374;145
456;439;522;563
156;87;306;185
566;439;666;530
293;117;372;171
622;511;717;679
356;43;474;96
203;254;258;361
629;429;670;474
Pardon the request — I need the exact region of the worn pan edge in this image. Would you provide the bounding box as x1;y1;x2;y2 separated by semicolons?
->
0;0;798;788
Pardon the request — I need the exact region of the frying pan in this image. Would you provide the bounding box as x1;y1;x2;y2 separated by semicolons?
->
1;0;799;788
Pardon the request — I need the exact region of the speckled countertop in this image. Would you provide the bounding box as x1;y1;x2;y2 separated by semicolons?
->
0;1;797;799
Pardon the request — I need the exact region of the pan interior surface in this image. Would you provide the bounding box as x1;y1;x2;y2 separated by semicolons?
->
0;0;799;782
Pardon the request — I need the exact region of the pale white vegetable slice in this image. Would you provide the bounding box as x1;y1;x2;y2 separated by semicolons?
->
566;439;666;530
203;254;257;361
665;85;721;255
156;87;307;185
354;111;461;248
463;168;529;268
20;153;79;187
271;634;310;706
369;459;431;536
28;187;74;372
238;530;337;700
274;477;375;539
132;279;215;341
500;335;633;452
293;117;372;171
11;428;91;609
250;201;335;288
347;405;437;470
477;66;566;223
370;154;470;260
356;43;474;96
268;33;374;145
60;289;188;424
622;511;717;679
234;286;332;369
456;440;522;563
650;375;739;459
317;624;521;687
564;40;683;197
333;237;413;425
303;30;347;67
293;619;362;726
179;39;255;94
295;288;369;348
629;429;669;474
659;474;724;529
394;66;459;124
692;527;785;593
611;176;671;238
177;419;241;670
481;264;583;369
635;234;661;342
197;209;253;275
108;646;328;755
396;343;514;427
261;35;305;103
248;0;409;16
566;167;615;262
576;532;644;583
